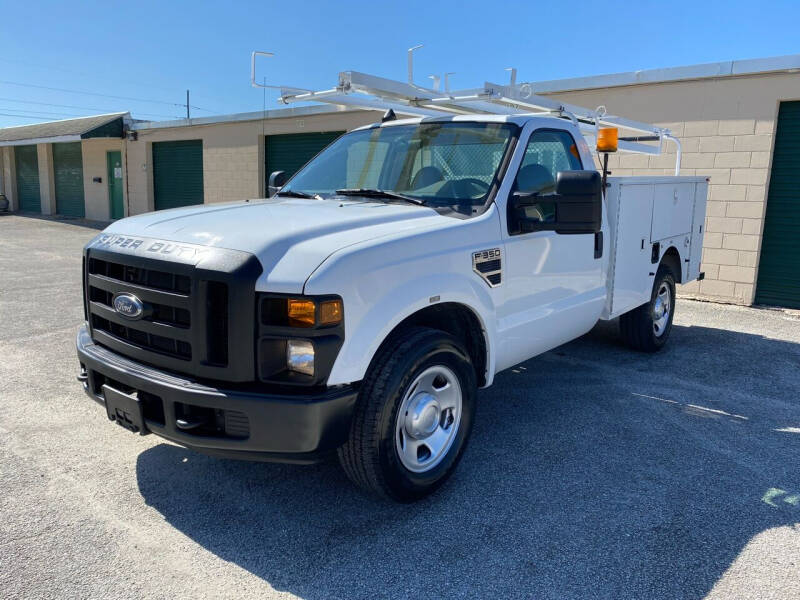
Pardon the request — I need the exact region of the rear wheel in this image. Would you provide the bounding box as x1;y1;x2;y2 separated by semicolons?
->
620;264;676;352
338;327;476;502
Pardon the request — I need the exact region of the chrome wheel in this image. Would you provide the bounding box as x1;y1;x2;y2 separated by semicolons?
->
395;365;463;473
652;281;672;337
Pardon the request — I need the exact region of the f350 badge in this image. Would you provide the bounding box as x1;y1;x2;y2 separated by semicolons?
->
472;248;502;287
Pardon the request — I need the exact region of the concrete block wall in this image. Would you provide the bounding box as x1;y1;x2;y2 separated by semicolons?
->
2;147;18;210
551;71;800;305
36;143;56;215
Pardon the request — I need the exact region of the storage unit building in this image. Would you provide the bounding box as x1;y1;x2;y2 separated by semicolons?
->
0;113;128;220
123;106;379;214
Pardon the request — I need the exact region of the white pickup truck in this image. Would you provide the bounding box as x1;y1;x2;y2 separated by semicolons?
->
76;68;707;502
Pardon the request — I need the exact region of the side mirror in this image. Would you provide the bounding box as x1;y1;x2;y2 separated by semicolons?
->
552;170;602;233
268;170;287;197
509;170;602;234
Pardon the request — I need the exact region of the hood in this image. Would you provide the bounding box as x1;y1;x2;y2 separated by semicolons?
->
103;197;447;293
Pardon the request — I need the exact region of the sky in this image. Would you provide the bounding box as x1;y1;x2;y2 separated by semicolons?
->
0;0;799;128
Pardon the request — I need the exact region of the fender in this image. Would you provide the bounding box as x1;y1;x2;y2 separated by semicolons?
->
317;271;497;388
303;205;505;387
657;244;684;282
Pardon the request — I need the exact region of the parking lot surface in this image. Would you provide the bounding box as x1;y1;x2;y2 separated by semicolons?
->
1;213;799;600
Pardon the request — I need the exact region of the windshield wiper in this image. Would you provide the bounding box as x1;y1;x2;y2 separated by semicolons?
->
335;188;425;206
276;189;322;200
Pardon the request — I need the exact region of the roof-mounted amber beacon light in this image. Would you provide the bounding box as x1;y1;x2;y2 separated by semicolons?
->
597;127;618;153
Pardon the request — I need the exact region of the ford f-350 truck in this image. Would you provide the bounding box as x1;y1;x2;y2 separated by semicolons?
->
76;67;707;502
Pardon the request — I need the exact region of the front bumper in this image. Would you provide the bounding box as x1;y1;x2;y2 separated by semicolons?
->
76;325;357;464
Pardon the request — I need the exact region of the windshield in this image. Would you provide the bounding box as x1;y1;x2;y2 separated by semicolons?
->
281;122;516;213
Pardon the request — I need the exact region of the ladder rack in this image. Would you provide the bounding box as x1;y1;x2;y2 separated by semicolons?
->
251;49;682;175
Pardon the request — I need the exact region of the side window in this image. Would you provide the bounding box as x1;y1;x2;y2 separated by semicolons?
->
513;129;582;225
516;129;582;193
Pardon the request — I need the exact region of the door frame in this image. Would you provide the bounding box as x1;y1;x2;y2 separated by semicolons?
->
107;150;124;219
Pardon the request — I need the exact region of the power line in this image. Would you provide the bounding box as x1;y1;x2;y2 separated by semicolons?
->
0;112;59;121
0;79;191;108
0;96;178;119
0;80;219;115
0;106;93;118
0;57;229;107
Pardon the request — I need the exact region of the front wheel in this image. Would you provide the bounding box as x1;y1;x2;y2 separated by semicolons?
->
337;327;476;502
619;264;676;352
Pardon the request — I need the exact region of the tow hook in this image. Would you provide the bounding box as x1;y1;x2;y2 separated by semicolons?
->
176;416;210;431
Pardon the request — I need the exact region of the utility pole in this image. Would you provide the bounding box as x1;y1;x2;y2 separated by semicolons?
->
186;90;190;119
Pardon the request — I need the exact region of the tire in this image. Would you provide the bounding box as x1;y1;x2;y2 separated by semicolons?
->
338;326;477;502
619;263;676;352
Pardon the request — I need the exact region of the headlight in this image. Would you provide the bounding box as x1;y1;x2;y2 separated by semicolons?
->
286;339;315;376
278;298;343;327
258;294;344;385
287;299;316;327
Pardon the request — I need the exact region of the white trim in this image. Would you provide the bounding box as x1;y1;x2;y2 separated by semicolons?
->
0;134;82;147
526;54;800;94
131;104;371;131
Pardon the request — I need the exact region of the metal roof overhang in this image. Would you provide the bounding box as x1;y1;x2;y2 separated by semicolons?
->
0;113;128;147
527;54;800;94
0;134;83;147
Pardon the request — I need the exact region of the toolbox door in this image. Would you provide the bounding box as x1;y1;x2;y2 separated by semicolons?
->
687;180;708;281
610;182;655;317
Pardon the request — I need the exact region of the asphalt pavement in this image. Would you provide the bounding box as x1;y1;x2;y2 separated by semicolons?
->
1;213;799;600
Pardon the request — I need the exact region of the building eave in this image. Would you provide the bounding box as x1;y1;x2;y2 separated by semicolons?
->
526;53;800;94
130;104;372;132
0;112;130;146
0;134;82;147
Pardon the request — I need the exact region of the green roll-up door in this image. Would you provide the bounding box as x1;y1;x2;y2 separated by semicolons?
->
14;145;41;212
153;140;203;210
53;142;85;217
756;101;800;308
265;131;344;186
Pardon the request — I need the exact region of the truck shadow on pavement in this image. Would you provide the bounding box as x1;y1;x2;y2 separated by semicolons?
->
136;320;800;600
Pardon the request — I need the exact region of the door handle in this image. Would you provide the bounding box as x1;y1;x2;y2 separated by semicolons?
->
594;231;603;259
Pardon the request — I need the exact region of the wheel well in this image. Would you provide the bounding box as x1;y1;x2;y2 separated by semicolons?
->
378;303;488;387
661;247;682;283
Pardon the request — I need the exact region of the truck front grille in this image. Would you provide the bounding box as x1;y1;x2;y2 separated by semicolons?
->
90;314;193;360
83;244;261;383
89;257;191;295
87;256;198;363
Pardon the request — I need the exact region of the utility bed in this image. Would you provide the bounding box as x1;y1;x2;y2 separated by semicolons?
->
603;176;708;319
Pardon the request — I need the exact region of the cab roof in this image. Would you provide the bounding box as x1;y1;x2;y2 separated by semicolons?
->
351;113;573;132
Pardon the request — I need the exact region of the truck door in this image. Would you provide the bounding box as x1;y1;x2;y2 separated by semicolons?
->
496;128;606;371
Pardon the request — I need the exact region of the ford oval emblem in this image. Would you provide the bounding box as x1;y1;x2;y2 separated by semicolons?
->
112;293;144;320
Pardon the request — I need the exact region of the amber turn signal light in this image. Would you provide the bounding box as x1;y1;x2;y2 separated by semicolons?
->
319;299;343;326
287;299;316;327
596;127;618;153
